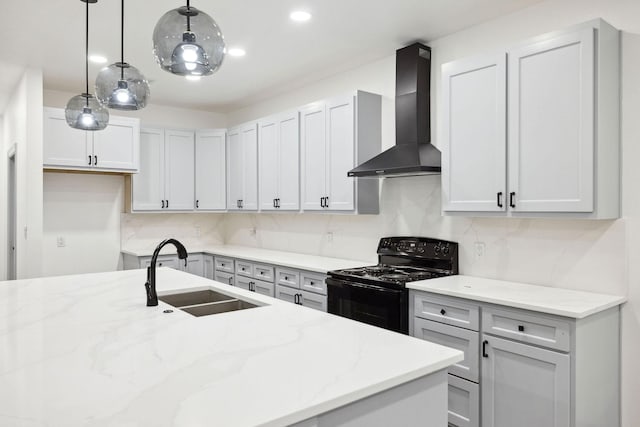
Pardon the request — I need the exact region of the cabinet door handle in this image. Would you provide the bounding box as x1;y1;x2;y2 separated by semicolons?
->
320;197;324;208
325;196;329;208
509;192;516;208
518;325;525;332
276;198;280;208
228;277;232;285
94;155;98;166
239;199;243;209
482;340;489;358
161;200;165;209
497;192;503;208
196;200;199;209
440;308;446;315
273;198;276;208
166;200;169;209
88;155;92;165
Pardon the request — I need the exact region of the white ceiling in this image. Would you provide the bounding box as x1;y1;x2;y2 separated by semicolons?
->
0;0;543;113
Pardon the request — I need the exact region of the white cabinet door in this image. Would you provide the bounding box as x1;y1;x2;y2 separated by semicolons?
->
325;95;355;211
164;129;195;211
133;128;165;211
259;112;300;211
241;123;258;210
253;279;275;297
448;374;480;427
277;112;300;210
92;117;139;171
195;129;226;210
203;255;215;280
442;54;507;212
215;271;234;286
43;108;91;168
275;284;298;304
481;334;570;427
184;253;204;277
508;28;594;213
300;103;326;211
226;128;244;210
258;117;280;211
300;290;327;311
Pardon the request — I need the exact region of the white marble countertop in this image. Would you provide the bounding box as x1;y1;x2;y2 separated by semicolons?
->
407;275;626;319
121;243;376;273
0;268;462;427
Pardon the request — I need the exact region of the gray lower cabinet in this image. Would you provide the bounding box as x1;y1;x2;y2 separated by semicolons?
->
275;268;327;311
203;255;214;280
482;334;569;427
184;253;204;276
123;253;186;272
411;290;621;427
215;271;234;286
236;275;275;297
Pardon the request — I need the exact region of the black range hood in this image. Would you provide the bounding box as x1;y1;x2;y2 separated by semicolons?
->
348;43;440;178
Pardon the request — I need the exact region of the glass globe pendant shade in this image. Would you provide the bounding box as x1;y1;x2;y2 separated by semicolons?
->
65;93;109;131
153;4;225;76
95;62;150;110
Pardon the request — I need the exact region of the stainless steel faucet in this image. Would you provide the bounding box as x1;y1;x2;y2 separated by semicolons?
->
145;238;188;306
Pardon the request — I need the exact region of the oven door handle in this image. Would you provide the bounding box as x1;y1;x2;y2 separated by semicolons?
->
326;278;404;294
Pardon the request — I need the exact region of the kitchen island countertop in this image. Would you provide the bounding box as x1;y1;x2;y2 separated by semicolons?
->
0;268;462;426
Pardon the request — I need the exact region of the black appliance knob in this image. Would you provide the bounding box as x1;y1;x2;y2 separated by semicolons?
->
434;245;440;254
442;245;450;255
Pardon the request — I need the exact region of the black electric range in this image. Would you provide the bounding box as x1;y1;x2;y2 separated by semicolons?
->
326;237;459;334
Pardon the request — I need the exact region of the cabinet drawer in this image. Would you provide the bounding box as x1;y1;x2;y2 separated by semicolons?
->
413;293;480;331
275;284;298;304
235;275;252;291
215;257;234;273
142;255;181;270
254;264;274;282
276;268;300;288
482;306;571;352
300;271;327;295
448;374;480;427
235;260;254;278
414;318;479;382
215;271;234;286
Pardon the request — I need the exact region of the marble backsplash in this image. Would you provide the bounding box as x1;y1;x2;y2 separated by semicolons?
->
121;176;626;297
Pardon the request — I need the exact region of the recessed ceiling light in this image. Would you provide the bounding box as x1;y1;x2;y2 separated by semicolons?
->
228;48;246;57
88;54;108;64
185;75;201;81
290;10;311;22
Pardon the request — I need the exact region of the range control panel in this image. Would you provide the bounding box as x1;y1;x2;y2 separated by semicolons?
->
378;236;458;261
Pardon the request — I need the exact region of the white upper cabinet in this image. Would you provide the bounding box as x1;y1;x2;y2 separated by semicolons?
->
195;129;226;211
227;122;258;211
132;128;195;211
43;107;140;172
441;19;620;219
508;28;594;213
442;54;507;212
300;91;381;213
258;111;300;211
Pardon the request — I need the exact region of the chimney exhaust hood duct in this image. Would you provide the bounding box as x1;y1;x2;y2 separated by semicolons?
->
348;42;440;178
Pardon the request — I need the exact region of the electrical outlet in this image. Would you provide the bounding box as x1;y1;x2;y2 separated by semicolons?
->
56;236;66;248
474;242;485;258
327;232;334;243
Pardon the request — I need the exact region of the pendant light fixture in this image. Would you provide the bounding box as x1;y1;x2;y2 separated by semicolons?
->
95;0;149;110
65;0;109;131
152;0;225;77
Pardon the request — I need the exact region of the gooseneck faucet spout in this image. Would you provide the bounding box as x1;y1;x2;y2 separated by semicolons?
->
145;238;188;306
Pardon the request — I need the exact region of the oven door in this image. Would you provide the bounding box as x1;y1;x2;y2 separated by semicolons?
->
326;277;408;334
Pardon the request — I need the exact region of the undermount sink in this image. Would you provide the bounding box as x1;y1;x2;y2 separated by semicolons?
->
159;289;261;317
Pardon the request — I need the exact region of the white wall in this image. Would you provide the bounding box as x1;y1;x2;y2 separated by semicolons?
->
42;89;228;276
42;172;124;276
2;68;43;279
220;1;640;425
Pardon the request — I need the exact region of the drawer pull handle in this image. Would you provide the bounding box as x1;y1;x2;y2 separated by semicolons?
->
284;276;288;280
310;281;314;285
482;340;489;358
518;325;525;332
440;308;446;315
